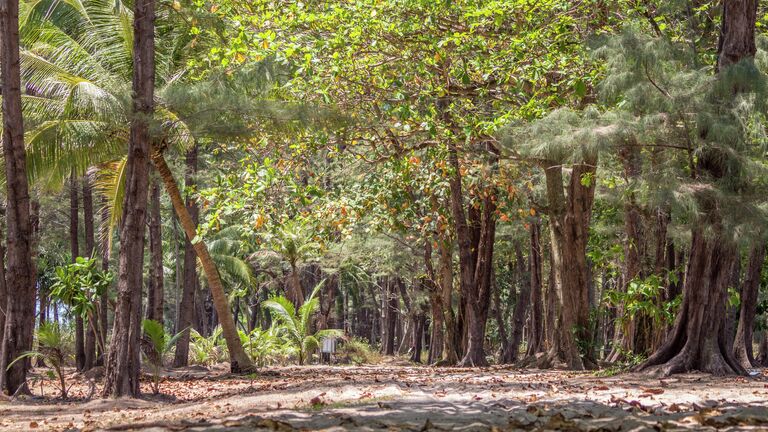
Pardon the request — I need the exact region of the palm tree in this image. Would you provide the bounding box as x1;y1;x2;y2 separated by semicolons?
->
263;281;342;365
17;0;259;372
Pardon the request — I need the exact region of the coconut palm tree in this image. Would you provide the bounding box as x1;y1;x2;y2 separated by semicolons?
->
17;0;257;372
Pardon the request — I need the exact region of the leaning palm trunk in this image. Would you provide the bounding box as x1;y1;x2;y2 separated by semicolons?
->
150;148;253;373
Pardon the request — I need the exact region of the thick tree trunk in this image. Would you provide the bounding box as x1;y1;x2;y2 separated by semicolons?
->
102;0;154;398
448;145;497;367
174;146;198;367
146;179;164;324
423;240;444;364
637;230;745;375
637;0;756;378
0;0;36;392
459;191;496;367
150;150;253;372
716;0;758;71
733;242;765;369
540;159;597;370
82;176;97;370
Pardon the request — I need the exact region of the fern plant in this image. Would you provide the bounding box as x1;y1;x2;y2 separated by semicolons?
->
263;281;343;365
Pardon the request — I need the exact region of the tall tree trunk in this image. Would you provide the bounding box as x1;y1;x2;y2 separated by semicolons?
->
0;226;6;343
381;276;398;356
70;175;87;371
638;230;744;375
83;176;97;370
150;150;253;372
424;240;444;364
638;0;756;377
174;145;198;367
542;158;597;370
0;0;37;395
526;220;544;356
733;242;765;369
507;243;531;363
146;179;164;324
97;199;110;366
608;142;644;362
493;272;512;364
102;0;154;397
448;145;497;367
437;234;459;365
459;189;496;367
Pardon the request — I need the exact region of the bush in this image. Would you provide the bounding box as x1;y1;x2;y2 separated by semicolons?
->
337;337;381;365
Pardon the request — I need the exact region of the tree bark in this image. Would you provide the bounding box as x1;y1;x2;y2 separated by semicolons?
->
608;142;644;362
146;179;164;324
150;150;253;372
526;220;544;356
69;175;87;372
542;157;597;370
637;230;745;375
637;0;757;377
0;0;38;396
0;226;6;346
97;198;110;366
716;0;757;71
437;234;459;365
82;175;97;370
733;242;765;369
174;145;198;367
102;0;154;397
381;276;397;356
507;243;531;363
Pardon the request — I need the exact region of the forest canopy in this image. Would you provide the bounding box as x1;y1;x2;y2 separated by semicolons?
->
1;0;768;411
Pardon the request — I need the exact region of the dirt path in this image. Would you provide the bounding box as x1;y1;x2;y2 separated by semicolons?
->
1;365;767;431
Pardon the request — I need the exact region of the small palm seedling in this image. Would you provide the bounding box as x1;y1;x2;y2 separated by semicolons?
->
8;323;69;399
141;319;186;394
263;281;343;365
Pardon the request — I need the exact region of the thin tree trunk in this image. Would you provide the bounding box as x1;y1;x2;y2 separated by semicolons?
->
0;226;6;342
733;242;765;369
102;0;154;397
83;175;97;370
174;146;198;367
526;220;544;356
70;175;87;371
437;234;459;365
424;240;444;364
97;199;110;366
147;179;164;324
608;142;643;362
150;150;253;372
508;243;531;363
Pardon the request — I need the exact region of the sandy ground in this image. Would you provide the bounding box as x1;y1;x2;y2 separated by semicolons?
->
1;364;767;431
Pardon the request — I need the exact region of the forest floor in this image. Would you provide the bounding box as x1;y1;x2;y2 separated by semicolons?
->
1;361;768;431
